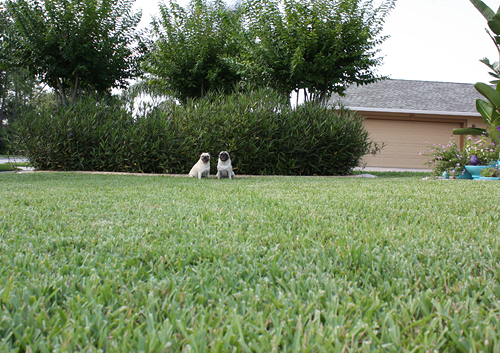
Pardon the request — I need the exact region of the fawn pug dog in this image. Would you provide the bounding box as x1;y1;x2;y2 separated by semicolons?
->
189;153;211;179
216;151;235;179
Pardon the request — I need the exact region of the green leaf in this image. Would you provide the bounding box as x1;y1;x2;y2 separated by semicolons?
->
488;19;500;35
0;276;13;304
491;115;500;126
479;57;499;73
470;0;495;21
475;98;496;124
489;117;500;142
475;82;500;107
57;308;67;325
452;127;487;135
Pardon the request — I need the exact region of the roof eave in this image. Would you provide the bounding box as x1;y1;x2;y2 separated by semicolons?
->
339;106;481;117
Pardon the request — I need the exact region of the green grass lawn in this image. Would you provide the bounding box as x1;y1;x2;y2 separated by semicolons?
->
0;162;30;172
0;164;20;172
1;173;499;352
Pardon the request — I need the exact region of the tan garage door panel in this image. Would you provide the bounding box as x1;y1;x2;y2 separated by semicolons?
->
362;119;461;168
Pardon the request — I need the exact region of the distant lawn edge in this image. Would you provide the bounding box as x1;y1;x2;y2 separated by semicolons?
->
0;164;22;172
1;169;429;178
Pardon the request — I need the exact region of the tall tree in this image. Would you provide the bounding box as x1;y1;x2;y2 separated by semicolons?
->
1;4;49;128
0;2;13;126
7;0;142;106
143;0;242;102
241;0;395;103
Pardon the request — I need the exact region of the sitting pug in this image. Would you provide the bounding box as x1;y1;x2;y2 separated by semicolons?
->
188;152;211;179
216;151;235;179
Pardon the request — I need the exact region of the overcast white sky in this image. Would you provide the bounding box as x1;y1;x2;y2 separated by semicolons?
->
134;0;500;84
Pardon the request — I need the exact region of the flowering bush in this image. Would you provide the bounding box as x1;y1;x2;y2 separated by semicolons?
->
421;136;500;177
421;139;467;177
463;135;500;165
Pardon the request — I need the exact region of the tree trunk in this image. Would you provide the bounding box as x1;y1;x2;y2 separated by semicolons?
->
57;78;68;106
55;89;60;109
13;79;19;121
0;80;6;130
71;76;79;105
0;96;5;129
318;90;327;106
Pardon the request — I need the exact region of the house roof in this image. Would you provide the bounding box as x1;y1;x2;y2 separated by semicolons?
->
329;79;483;116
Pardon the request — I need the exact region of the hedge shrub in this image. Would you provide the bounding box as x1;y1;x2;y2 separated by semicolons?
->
12;90;380;175
0;127;12;155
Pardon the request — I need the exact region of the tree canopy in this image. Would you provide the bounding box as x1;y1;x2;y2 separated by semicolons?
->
143;0;395;104
7;0;142;106
241;0;395;103
143;0;242;102
3;0;396;106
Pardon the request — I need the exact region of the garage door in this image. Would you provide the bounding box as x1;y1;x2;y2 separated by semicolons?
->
361;119;461;168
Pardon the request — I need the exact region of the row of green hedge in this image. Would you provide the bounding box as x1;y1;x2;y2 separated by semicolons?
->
11;90;380;175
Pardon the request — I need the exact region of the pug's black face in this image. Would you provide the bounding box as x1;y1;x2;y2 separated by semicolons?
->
219;151;230;162
201;153;210;163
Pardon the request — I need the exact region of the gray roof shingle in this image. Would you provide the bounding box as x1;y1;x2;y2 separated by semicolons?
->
329;79;484;115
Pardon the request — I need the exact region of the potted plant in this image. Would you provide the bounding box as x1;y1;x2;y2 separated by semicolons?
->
465;158;491;179
422;135;500;179
478;166;500;180
463;135;500;179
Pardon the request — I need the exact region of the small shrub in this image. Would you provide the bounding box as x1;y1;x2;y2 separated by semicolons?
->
12;90;381;175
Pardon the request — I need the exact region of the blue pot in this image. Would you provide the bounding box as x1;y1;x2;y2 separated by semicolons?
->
464;165;489;180
478;177;500;180
457;169;472;179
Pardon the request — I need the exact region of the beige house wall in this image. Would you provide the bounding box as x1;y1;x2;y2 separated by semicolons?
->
357;111;486;169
